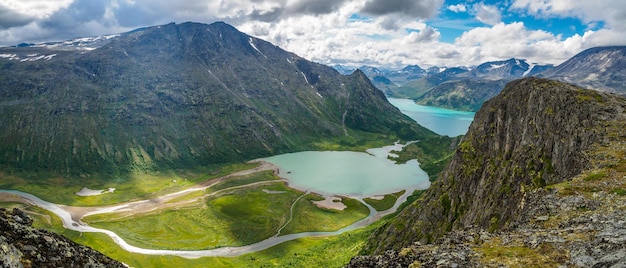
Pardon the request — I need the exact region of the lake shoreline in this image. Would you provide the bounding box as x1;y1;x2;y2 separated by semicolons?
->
0;143;430;258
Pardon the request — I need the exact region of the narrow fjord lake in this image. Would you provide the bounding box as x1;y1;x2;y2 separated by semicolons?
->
388;97;475;137
263;100;475;197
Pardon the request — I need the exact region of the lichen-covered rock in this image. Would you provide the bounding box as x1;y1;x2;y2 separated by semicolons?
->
348;227;487;268
0;208;125;268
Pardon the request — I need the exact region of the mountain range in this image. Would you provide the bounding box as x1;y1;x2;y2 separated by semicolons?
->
3;21;626;267
355;46;626;112
0;22;432;177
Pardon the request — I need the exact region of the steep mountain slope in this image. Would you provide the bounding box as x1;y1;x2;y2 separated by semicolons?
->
390;67;469;99
0;22;432;176
359;78;626;266
1;208;124;267
415;79;508;111
414;46;626;111
540;46;626;94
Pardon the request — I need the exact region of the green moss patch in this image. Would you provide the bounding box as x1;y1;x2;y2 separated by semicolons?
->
363;190;405;211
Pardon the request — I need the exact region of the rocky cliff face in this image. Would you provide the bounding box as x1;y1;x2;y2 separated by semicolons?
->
356;77;626;266
0;208;124;268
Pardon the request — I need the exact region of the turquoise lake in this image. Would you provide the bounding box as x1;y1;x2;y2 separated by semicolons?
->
388;98;475;137
262;101;475;197
262;143;430;197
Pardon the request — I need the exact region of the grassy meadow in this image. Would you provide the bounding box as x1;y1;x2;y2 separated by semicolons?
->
280;194;370;235
0;162;257;206
0;139;423;267
1;181;381;267
363;190;406;211
82;172;372;250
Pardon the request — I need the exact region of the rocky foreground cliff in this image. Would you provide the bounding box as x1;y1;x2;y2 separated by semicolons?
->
0;208;124;267
351;77;626;267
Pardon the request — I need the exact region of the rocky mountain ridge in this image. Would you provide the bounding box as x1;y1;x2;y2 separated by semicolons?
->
538;46;626;94
376;46;625;112
353;77;626;267
1;208;125;267
383;58;554;111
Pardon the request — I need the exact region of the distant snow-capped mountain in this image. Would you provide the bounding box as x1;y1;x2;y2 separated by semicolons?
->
470;58;531;79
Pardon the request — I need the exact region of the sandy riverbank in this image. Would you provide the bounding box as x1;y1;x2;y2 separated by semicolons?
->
312;196;347;211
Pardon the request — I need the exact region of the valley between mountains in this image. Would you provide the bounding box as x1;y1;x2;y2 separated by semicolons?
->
0;160;404;258
2;21;626;268
0;21;442;267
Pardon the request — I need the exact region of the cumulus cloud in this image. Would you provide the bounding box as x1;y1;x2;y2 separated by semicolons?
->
0;0;74;29
0;5;32;29
454;22;585;64
448;4;467;13
511;0;626;31
406;26;440;43
361;0;444;18
474;3;502;25
284;0;349;16
0;0;624;69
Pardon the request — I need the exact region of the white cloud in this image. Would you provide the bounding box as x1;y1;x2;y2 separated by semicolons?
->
0;0;75;19
474;3;502;25
0;0;75;30
0;0;623;69
448;4;467;13
511;0;626;31
361;0;444;18
454;22;586;65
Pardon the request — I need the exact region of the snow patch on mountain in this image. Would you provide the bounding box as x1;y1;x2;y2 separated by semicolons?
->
0;53;57;62
299;72;308;84
0;54;18;60
523;62;536;76
488;63;507;70
33;34;119;51
249;38;267;59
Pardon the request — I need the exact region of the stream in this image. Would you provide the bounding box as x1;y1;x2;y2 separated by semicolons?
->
0;184;417;258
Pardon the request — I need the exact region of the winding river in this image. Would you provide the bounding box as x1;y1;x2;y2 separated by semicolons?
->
0;159;421;258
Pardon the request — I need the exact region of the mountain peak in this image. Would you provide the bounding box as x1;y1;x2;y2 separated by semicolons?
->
0;22;430;175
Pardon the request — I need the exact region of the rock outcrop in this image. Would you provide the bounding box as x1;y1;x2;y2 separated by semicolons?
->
0;208;125;268
354;77;626;266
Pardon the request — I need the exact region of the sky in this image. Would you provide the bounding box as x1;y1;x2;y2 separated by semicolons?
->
1;0;625;68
